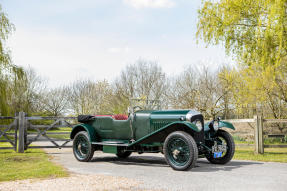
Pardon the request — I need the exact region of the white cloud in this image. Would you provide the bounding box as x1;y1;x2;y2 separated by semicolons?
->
123;0;175;9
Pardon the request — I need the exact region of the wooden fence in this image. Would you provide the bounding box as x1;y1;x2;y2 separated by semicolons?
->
0;112;286;154
226;116;287;154
0;116;17;151
0;112;77;153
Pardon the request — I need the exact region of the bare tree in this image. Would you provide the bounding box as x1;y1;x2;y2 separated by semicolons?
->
168;66;199;109
169;66;231;119
195;67;222;118
24;68;47;114
5;67;47;115
41;87;69;116
67;80;113;115
113;59;168;113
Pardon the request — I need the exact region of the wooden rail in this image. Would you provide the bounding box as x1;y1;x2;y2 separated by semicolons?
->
1;112;77;152
23;114;77;152
0;116;17;151
225;119;255;123
227;116;287;154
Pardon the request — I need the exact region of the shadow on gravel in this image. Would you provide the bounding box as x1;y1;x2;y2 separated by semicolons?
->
91;155;263;172
91;155;169;167
193;159;263;172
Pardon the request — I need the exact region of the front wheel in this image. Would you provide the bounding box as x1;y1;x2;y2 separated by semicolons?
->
164;131;198;171
73;131;94;162
205;130;235;164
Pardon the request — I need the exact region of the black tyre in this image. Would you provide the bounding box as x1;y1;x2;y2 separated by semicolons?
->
73;131;95;162
116;150;132;159
205;129;235;164
163;131;198;171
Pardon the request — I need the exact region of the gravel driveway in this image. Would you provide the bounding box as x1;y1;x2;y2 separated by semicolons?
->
2;141;287;191
43;146;287;191
0;174;143;191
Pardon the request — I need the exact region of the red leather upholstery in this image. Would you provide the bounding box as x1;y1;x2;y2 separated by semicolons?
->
113;114;128;120
94;114;128;120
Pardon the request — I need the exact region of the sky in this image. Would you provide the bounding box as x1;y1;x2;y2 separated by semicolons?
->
1;0;232;87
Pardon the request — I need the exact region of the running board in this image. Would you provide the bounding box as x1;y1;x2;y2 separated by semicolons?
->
92;142;129;147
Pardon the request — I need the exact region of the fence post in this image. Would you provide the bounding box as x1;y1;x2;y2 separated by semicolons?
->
14;113;18;151
254;115;264;154
18;112;25;153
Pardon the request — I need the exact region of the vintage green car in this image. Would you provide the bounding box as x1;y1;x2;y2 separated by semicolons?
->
70;100;235;171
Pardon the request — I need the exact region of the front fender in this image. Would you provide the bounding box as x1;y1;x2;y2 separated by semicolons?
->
166;121;202;132
70;123;97;142
219;121;235;130
204;120;235;131
128;121;201;146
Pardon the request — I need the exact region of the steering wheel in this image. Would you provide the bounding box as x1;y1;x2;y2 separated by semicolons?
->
133;106;143;112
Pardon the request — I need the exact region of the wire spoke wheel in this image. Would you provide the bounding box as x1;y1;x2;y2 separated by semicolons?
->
205;130;235;164
73;131;94;162
167;138;190;166
74;135;89;159
215;136;228;158
164;131;198;171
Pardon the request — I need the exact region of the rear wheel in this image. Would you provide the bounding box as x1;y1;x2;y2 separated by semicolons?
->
73;131;94;162
205;130;235;164
164;131;198;171
116;150;132;159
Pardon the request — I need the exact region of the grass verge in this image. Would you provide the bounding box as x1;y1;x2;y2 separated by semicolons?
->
234;146;287;163
0;143;68;182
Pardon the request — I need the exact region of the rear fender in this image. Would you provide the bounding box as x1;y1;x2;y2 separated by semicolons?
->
70;123;97;142
128;121;201;146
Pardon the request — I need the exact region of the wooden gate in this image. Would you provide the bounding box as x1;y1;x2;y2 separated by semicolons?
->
0;116;18;151
22;115;77;151
1;112;78;153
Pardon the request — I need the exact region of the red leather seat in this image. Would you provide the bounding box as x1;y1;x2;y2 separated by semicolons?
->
113;114;128;120
94;114;128;120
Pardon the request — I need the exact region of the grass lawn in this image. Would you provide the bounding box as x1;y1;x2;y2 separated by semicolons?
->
234;146;287;163
233;135;287;163
233;136;287;145
0;143;68;182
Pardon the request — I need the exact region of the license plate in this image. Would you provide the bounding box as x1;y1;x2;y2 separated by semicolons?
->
213;152;222;158
212;144;227;153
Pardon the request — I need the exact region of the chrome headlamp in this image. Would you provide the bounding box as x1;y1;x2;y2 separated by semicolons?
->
213;121;219;131
193;120;202;131
185;110;200;121
186;110;203;131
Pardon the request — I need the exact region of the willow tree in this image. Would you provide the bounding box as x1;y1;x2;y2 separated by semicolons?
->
0;5;23;115
197;0;287;117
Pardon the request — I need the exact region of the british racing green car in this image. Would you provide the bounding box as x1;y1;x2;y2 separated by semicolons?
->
70;99;235;171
